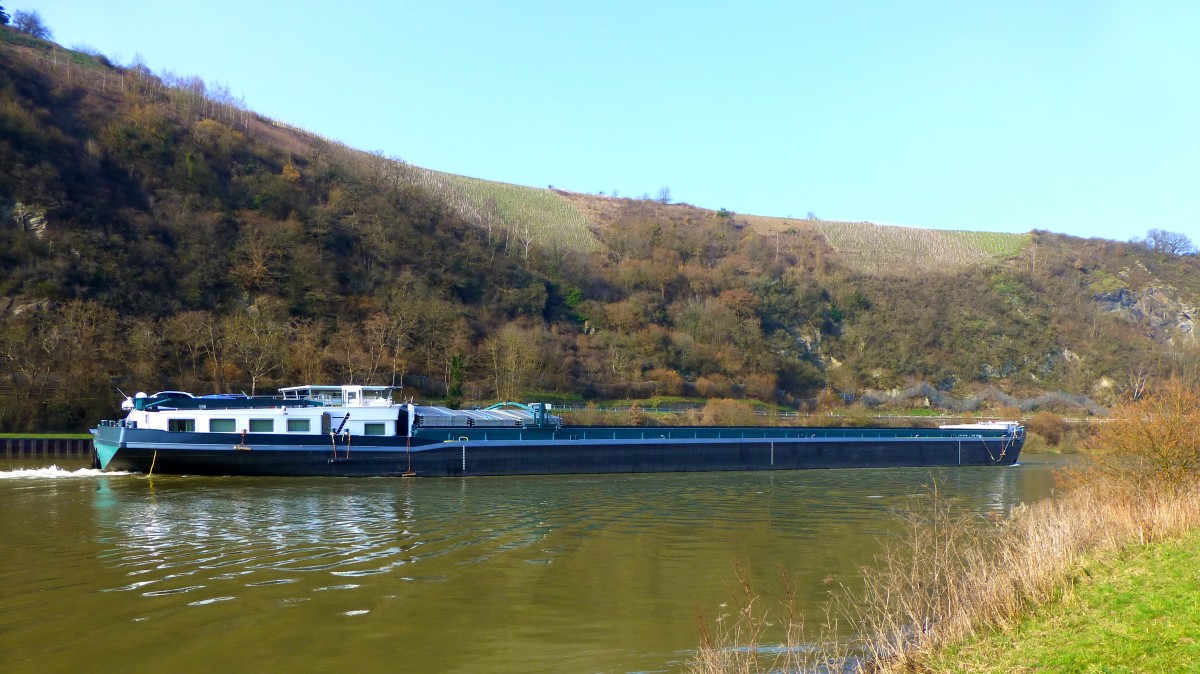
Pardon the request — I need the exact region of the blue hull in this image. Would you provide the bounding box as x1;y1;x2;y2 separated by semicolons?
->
92;425;1023;477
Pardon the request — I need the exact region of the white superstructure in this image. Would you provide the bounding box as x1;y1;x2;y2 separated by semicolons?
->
940;421;1025;438
121;385;412;437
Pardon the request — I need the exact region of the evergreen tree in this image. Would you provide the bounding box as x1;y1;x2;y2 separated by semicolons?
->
446;354;466;409
0;5;10;26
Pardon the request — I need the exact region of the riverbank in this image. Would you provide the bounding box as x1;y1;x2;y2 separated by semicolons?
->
1;435;94;459
928;529;1200;671
691;380;1200;673
691;475;1200;673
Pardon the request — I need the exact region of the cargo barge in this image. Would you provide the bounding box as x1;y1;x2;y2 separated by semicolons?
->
92;385;1024;477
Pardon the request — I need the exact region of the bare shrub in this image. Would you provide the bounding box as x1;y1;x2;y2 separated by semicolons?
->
699;399;758;426
559;402;603;426
1021;431;1051;454
1025;411;1067;446
836;404;877;428
741;373;777;402
1087;378;1200;493
691;382;1200;673
647;368;685;396
696;374;734;398
627;403;646;426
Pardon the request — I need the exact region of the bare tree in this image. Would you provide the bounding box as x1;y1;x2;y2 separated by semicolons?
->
362;311;414;385
1140;229;1195;255
657;186;672;205
163;310;216;389
124;318;166;390
1125;362;1152;401
12;9;51;39
519;221;535;261
326;321;372;384
285;318;328;385
484;324;542;401
223;308;286;395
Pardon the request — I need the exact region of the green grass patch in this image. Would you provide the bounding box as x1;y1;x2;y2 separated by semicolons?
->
814;221;1031;276
407;167;600;254
0;28;50;50
0;433;92;439
1088;270;1129;294
609;395;708;408
932;531;1200;673
518;391;587;406
891;408;943;417
965;231;1030;257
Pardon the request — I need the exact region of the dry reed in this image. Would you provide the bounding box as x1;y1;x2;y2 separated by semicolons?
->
690;474;1200;673
853;474;1200;671
694;383;1200;672
692;562;848;674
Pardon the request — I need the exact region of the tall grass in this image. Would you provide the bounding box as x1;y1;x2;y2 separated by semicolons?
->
691;474;1200;673
815;221;1031;276
853;476;1200;670
693;563;835;674
405;167;600;254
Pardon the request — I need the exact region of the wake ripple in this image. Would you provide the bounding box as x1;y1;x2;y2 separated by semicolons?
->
0;465;129;479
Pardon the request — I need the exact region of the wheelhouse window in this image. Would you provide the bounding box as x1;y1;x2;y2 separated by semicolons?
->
363;423;386;436
168;419;195;432
286;419;310;433
249;419;274;432
210;419;236;432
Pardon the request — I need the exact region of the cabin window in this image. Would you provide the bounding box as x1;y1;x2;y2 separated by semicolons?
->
363;422;386;436
249;419;274;433
168;419;195;433
210;419;236;432
287;419;311;433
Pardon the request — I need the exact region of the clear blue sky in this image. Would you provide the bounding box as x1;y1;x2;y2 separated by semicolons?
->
29;1;1200;241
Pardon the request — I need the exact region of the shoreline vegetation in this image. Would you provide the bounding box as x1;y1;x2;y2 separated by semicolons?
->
932;530;1200;671
4;29;1198;440
691;379;1200;673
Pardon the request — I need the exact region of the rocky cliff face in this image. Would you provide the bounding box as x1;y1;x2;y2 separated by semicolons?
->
1094;286;1196;344
2;202;48;238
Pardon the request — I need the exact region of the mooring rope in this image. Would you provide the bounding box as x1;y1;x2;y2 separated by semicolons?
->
982;439;998;463
403;436;415;477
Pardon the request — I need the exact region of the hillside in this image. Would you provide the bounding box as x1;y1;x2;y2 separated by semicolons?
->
1;28;1197;432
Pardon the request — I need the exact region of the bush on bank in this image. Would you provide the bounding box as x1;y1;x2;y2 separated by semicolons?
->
690;380;1200;673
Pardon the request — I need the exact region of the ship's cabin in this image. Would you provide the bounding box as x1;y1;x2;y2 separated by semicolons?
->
279;385;397;407
120;385;410;437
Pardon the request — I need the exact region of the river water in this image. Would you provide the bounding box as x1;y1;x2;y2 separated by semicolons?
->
0;455;1068;673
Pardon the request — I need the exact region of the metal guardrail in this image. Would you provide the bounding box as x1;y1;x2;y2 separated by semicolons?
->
552;405;1108;423
2;438;94;459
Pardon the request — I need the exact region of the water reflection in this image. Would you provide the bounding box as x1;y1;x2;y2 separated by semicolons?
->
0;457;1069;674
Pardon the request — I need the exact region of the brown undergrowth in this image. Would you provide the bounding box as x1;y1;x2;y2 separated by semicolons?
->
690;380;1200;673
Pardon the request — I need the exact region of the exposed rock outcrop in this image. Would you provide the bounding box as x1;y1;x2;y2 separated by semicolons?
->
856;381;1109;415
3;201;48;238
1094;286;1197;343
